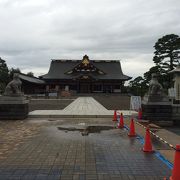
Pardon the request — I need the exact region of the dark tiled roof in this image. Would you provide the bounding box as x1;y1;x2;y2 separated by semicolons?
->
40;60;132;80
18;73;45;84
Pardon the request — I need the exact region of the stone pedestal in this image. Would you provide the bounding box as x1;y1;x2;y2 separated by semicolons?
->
142;95;172;125
172;104;180;125
0;96;29;120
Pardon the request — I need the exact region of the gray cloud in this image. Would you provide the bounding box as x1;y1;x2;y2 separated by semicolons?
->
0;0;180;79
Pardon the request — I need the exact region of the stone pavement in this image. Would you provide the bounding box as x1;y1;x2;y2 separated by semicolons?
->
126;119;180;164
0;118;171;180
124;119;175;163
29;97;136;118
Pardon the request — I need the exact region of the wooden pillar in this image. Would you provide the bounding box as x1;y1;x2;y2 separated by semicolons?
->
46;85;49;92
45;85;49;98
55;85;59;98
77;81;80;93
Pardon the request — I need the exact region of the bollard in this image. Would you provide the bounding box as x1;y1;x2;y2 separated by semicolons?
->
170;145;180;180
128;118;136;137
113;110;117;121
143;127;154;153
118;113;124;128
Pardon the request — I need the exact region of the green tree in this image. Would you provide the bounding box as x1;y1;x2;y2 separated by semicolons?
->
153;34;180;87
153;34;180;72
128;34;180;95
9;68;21;80
143;66;170;90
26;72;34;77
143;66;162;84
0;57;9;93
129;76;147;96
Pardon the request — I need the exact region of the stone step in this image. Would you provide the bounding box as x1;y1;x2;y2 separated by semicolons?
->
29;97;136;118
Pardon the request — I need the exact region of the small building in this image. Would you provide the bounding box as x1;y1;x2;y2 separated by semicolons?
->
19;55;131;95
18;73;45;94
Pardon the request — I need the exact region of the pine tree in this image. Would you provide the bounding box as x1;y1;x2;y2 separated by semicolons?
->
153;34;180;73
129;76;147;96
153;34;180;87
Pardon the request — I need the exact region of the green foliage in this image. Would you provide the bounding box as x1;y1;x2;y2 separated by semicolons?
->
153;34;180;72
0;57;9;93
129;34;180;95
144;66;161;83
153;34;180;87
129;76;148;96
26;72;34;77
0;58;37;94
143;65;166;87
9;68;21;80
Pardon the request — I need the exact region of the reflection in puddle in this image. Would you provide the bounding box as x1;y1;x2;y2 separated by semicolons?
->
57;126;114;136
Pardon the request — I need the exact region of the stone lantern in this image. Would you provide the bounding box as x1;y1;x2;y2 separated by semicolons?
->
169;65;180;101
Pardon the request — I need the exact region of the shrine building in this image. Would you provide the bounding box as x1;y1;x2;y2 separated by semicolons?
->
19;55;132;95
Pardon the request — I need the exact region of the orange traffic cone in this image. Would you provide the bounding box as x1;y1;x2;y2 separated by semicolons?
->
118;113;124;128
138;108;142;120
170;145;180;180
143;127;154;153
128;118;136;137
113;110;117;121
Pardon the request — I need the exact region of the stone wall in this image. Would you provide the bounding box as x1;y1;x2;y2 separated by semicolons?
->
29;94;131;111
0;104;28;120
172;104;180;124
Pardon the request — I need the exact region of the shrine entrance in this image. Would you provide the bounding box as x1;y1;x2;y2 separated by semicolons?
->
79;83;91;93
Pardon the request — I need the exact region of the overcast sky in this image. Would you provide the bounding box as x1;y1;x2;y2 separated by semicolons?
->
0;0;180;80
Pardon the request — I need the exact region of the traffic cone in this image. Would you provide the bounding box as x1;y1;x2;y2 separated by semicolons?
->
128;118;136;137
118;113;124;128
138;108;142;120
143;127;154;153
113;110;117;121
170;145;180;180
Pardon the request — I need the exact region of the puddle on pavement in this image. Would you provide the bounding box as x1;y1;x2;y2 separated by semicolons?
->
57;126;114;136
48;119;57;121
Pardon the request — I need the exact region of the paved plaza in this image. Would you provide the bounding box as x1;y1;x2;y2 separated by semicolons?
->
0;97;176;180
0;117;172;180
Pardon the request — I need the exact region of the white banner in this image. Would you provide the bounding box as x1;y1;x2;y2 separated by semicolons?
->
168;88;176;98
130;96;141;111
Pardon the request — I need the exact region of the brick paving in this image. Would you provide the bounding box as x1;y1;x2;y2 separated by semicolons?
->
0;120;41;161
0;118;171;180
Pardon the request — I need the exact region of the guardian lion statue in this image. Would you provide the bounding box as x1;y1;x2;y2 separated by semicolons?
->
4;73;22;96
148;73;163;95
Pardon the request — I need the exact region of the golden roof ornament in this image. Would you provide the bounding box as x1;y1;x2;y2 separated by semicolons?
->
82;55;90;66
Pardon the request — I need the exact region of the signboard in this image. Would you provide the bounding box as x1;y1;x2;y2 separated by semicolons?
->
130;96;141;111
168;88;176;98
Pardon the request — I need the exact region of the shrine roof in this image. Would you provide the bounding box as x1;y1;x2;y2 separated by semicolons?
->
40;55;131;81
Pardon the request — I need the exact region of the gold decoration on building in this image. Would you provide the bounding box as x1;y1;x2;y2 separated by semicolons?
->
82;58;89;66
82;75;89;79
